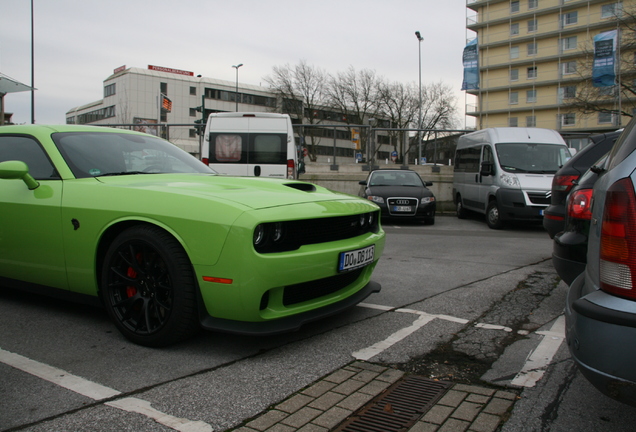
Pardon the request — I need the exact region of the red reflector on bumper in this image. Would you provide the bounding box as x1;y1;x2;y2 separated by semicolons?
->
203;276;233;284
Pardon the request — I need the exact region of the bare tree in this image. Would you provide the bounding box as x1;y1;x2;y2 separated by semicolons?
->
565;7;636;123
376;80;418;162
263;60;329;161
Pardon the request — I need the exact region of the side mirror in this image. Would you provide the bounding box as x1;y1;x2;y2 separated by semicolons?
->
480;161;494;177
0;160;40;190
424;181;433;186
358;180;367;185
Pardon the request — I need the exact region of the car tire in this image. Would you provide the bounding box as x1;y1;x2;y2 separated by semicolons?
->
456;196;467;219
101;224;200;347
486;200;504;230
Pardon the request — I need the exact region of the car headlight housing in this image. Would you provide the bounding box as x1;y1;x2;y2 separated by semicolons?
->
421;196;435;205
499;173;520;188
367;195;384;204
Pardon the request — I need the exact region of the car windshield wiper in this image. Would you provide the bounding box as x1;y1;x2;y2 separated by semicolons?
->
95;171;153;177
501;165;528;173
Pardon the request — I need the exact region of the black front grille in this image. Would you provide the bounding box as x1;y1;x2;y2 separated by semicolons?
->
387;197;418;216
283;269;363;306
255;211;380;254
527;191;551;205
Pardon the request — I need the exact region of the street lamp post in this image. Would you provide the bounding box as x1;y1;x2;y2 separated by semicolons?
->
232;63;243;112
415;31;423;165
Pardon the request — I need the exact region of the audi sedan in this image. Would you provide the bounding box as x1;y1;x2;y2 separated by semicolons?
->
359;169;436;224
0;125;385;346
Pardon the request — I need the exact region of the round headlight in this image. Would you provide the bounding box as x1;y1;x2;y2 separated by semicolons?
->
254;224;266;246
272;222;284;242
359;214;367;227
367;212;375;226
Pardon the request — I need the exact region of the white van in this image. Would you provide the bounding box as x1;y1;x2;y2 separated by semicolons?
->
201;112;298;178
453;127;571;229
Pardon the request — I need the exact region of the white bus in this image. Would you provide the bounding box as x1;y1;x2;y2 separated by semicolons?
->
201;112;297;179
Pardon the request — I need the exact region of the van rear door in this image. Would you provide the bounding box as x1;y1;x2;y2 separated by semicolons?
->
246;116;290;178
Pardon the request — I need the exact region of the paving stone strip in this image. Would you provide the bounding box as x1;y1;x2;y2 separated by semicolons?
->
230;361;518;432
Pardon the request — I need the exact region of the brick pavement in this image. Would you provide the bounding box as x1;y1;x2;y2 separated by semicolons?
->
230;361;519;432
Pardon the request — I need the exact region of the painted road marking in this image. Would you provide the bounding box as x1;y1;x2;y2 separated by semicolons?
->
510;315;565;388
0;348;213;432
355;304;565;387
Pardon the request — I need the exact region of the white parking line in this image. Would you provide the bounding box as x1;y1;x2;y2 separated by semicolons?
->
355;304;565;388
510;315;566;388
0;348;213;432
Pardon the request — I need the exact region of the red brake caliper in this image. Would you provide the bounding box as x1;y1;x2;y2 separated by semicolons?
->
126;253;143;297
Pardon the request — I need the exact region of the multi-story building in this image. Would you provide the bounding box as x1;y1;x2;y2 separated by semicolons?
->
65;65;392;161
466;0;634;147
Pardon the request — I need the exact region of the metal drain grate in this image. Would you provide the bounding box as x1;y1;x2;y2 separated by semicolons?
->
334;375;451;432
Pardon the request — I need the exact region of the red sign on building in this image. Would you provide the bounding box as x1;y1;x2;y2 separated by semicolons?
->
148;65;194;77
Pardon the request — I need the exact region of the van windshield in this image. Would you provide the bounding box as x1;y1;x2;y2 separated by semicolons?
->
495;143;570;174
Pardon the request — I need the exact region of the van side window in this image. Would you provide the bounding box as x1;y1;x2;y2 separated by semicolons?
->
214;134;243;162
483;146;494;165
455;147;481;172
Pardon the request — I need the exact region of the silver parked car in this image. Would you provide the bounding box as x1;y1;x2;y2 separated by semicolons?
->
565;121;636;406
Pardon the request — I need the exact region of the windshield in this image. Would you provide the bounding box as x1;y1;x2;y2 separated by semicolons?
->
495;143;570;174
369;171;424;187
53;132;215;178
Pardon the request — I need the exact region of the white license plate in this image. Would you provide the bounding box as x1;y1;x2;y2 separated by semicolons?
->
392;206;412;212
338;245;375;272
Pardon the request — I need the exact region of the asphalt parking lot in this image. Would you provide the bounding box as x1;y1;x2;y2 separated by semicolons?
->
2;215;636;431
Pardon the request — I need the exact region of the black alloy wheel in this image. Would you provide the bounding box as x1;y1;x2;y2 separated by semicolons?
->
101;225;199;347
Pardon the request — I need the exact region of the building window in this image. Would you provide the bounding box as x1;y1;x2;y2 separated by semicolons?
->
561;11;578;27
510;92;519;104
599;86;617;96
527;66;537;79
509;117;519;127
602;3;623;19
526;116;536;127
104;83;116;98
528;19;537;33
510;23;520;36
510;69;519;81
160;82;168;94
561;36;577;51
189;108;197;117
559;85;577;101
528;0;538;9
510;46;520;59
527;89;537;103
527;42;537;56
562;61;577;75
511;1;520;13
599;112;615;124
190;86;196;96
560;113;576;127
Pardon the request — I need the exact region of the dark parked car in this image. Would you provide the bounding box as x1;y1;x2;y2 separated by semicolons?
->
543;131;621;238
359;169;436;224
552;155;607;285
566;118;636;406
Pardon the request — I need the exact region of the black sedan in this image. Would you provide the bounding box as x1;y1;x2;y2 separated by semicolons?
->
552;156;607;285
543;131;620;238
359;169;436;224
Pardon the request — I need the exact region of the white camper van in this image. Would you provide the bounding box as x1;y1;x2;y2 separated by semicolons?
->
453;127;571;229
201;112;298;178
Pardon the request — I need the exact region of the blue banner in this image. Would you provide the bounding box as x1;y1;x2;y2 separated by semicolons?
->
461;38;479;90
592;30;618;87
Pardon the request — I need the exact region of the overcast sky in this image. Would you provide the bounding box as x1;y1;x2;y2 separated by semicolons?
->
1;0;474;127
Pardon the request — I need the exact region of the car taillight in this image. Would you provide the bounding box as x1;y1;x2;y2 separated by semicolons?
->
202;157;209;165
287;159;295;179
567;188;593;220
600;178;636;299
552;174;578;193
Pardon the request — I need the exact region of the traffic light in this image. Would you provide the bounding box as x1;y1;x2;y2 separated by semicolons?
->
194;119;204;136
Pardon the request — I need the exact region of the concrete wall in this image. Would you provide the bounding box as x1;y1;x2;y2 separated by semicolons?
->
299;162;455;213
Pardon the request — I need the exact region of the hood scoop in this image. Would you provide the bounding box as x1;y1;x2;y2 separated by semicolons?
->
284;182;316;192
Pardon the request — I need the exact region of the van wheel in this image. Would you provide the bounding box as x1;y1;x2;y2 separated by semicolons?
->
456;198;467;219
486;201;504;230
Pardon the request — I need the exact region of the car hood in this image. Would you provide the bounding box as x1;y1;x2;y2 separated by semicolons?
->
366;185;433;198
94;174;359;210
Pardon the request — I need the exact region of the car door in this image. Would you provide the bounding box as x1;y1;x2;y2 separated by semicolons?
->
0;135;67;289
478;144;496;206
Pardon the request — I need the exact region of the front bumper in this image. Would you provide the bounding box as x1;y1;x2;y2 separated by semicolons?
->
565;274;636;406
497;189;545;222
